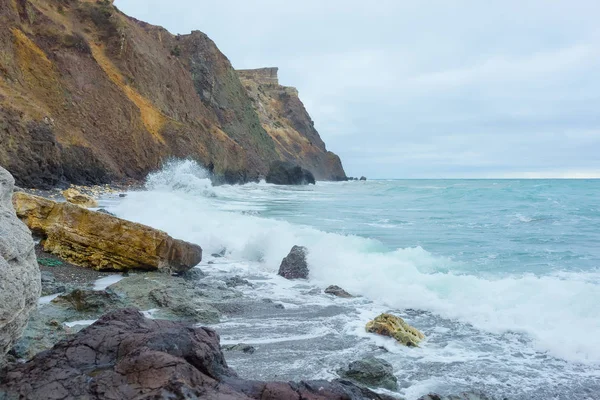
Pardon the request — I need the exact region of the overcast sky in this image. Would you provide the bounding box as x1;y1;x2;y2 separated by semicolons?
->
116;0;600;178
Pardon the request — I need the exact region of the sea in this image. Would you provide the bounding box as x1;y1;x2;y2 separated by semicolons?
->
103;160;600;400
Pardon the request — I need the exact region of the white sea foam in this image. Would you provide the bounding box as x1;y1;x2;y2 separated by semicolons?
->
110;160;600;365
38;293;62;305
64;319;97;328
93;275;124;291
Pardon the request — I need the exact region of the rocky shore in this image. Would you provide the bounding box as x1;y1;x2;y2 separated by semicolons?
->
0;166;494;400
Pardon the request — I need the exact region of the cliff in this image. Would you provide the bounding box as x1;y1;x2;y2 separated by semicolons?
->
0;0;345;188
238;68;346;181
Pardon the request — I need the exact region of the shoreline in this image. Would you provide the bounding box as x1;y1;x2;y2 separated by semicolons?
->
7;180;597;400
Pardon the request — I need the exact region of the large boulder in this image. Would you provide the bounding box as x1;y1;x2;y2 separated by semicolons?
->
266;161;316;185
61;188;98;208
0;308;395;400
338;356;398;391
12;192;202;273
278;245;309;279
0;167;41;363
366;313;425;347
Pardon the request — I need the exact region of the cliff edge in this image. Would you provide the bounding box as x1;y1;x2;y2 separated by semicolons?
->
238;68;346;181
0;0;345;187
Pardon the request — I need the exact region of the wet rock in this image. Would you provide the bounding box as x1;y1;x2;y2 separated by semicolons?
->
266;161;316;185
149;287;221;323
109;273;223;324
211;248;227;258
325;285;353;298
338;356;397;391
52;289;125;315
180;267;206;281
222;343;256;354
360;176;367;181
366;313;425;347
118;193;127;198
12;192;202;273
278;245;309;279
418;392;495;400
8;312;69;361
96;208;116;217
226;276;252;287
0;309;394;400
40;271;67;296
0;167;41;363
61;188;98;208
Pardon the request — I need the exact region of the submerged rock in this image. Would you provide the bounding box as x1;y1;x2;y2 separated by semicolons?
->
62;188;98;208
12;192;202;273
278;245;309;279
338;356;398;391
222;343;256;354
0;309;394;400
226;276;252;287
325;285;354;298
0;167;41;363
266;161;316;185
366;313;425;347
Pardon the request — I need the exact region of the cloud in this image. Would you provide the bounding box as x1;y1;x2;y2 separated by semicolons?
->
115;0;600;178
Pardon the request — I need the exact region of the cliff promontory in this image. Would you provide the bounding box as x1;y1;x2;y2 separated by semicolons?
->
238;68;346;181
0;0;345;188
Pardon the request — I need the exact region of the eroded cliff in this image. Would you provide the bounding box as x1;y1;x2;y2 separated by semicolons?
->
238;68;346;181
0;0;345;187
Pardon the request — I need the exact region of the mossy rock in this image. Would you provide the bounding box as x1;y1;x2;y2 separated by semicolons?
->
365;313;424;347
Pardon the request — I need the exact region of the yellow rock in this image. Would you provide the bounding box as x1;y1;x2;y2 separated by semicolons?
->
12;192;202;273
365;313;425;347
62;188;98;208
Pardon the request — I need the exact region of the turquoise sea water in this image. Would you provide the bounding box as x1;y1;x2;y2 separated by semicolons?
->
107;161;600;399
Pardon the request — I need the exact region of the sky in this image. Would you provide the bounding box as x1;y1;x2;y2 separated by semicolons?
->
115;0;600;179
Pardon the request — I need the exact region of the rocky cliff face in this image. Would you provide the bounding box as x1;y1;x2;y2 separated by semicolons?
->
238;68;347;181
0;0;345;188
0;167;40;363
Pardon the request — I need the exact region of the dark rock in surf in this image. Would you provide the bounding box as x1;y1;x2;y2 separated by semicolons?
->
325;285;354;298
338;356;398;391
222;343;256;354
226;276;252;288
0;308;395;400
360;176;367;181
278;245;309;279
266;161;316;185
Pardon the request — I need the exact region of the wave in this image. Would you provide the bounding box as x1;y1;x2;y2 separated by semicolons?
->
111;160;600;365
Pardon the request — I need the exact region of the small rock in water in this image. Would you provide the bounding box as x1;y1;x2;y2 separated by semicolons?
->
211;248;227;258
119;193;127;198
366;313;424;347
225;276;251;288
222;343;256;354
278;245;309;279
325;285;353;298
338;356;397;391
